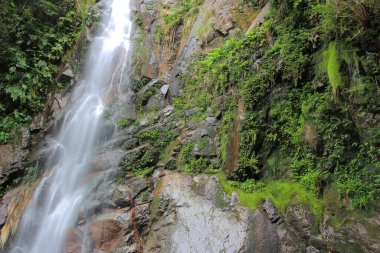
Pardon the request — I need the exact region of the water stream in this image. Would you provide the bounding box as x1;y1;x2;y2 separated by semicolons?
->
10;0;132;252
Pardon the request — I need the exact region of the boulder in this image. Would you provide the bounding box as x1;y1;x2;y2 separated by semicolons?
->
145;172;253;252
251;210;282;253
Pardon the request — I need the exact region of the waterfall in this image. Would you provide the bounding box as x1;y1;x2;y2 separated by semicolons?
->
10;0;132;252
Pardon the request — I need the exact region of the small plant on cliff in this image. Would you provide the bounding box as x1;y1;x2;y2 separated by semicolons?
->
117;118;133;128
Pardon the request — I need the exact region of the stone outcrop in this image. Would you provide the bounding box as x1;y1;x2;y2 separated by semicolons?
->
130;0;255;97
145;172;253;252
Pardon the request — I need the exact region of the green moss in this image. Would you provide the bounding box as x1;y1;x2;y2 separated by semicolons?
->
219;174;324;220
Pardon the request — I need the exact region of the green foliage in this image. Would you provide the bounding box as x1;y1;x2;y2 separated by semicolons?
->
181;143;195;162
137;84;158;111
0;111;31;144
159;140;175;161
0;164;40;196
239;150;260;175
219;98;237;163
0;0;89;143
164;1;189;27
117;118;133;128
164;0;204;28
180;142;218;173
269;28;312;85
229;178;265;193
176;0;380;211
184;157;215;174
334;145;380;210
138;128;173;148
312;0;380;48
154;0;204;46
24;165;41;183
298;168;330;196
120;147;157;176
76;0;96;16
194;8;215;40
130;76;151;93
172;70;213;125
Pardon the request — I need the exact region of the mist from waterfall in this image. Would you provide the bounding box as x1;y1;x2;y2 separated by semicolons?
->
10;0;132;252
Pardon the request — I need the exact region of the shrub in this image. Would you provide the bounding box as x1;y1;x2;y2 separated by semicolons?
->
0;0;89;143
117;118;133;128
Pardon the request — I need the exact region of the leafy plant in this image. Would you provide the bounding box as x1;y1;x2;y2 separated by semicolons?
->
0;0;90;144
117;118;133;128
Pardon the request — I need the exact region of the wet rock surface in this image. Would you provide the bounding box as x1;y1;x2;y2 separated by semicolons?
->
145;172;253;253
0;141;31;187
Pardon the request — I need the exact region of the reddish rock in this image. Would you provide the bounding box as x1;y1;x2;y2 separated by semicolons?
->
89;220;124;251
65;230;84;253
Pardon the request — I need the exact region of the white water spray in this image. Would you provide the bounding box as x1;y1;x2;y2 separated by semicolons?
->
10;0;132;252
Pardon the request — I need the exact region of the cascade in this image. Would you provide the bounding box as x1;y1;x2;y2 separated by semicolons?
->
10;0;132;252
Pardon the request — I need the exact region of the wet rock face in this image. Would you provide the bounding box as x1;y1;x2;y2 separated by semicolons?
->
0;143;30;187
251;210;282;253
130;0;255;98
0;182;40;247
72;169;315;253
89;220;125;251
286;205;314;240
319;212;380;253
59;171;154;253
145;172;254;253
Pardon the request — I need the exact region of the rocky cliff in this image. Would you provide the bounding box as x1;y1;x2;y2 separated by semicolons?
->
0;0;379;252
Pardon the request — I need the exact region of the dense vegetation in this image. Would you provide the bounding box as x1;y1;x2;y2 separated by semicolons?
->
174;0;380;212
0;0;93;144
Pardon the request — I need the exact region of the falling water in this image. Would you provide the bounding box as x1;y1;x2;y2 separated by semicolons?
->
10;0;132;252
